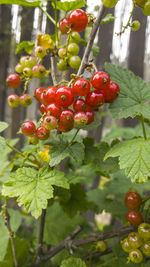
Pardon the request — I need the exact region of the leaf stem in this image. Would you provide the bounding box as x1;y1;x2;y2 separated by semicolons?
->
40;6;56;26
68;129;80;147
141;116;147;140
2;200;18;267
54;1;58;46
36;209;47;261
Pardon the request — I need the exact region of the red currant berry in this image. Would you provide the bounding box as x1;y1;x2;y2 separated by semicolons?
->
20;94;32;107
86;110;94;125
129;249;143;264
58;121;74;132
43;115;58;130
36;126;50;140
34;87;45;102
56;86;75;107
46;103;62;118
86;91;104;108
68;9;88;32
59;17;70;34
59;109;74;126
72;78;91;96
96;241;107;252
142;241;150;256
32;64;46;78
68;55;81;70
126;210;143;226
23;67;32;78
57;59;68;71
73;99;86;112
121;238;132;253
21;121;36;136
138;223;150;240
74;111;88;126
34;46;46;58
91;71;110;90
127;232;142;249
15;63;23;74
20;56;37;68
68;43;79;56
40;104;46;114
6;73;21;89
28;135;39;145
8;94;20;108
102;81;120;103
124;191;142;210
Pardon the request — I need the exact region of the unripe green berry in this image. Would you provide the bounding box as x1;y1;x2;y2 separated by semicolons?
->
131;20;141;31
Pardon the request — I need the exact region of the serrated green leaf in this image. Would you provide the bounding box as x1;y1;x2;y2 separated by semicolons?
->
16;41;35;54
61;257;87;267
0;122;8;133
2;166;69;219
44;202;85;245
0;0;44;6
101;13;115;24
105;138;150;183
105;63;150;120
52;0;86;12
8;209;22;232
0;136;6;150
0;216;9;261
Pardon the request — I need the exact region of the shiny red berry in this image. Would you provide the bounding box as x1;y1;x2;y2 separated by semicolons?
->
8;94;20;108
73;99;86;112
6;73;21;89
40;104;46;114
59;17;70;34
126;210;143;226
102;81;120;102
56;86;75;107
58;121;74;132
86;91;104;108
42;86;57;104
46;103;62;118
43;115;58;130
60;109;74;127
68;9;88;32
125;191;142;210
36;126;50;140
72;78;90;96
21;121;36;136
34;87;45;102
74;111;88;126
86;110;94;124
91;71;110;90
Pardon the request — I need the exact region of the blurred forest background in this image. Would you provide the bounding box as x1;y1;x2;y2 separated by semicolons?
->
1;0;150;146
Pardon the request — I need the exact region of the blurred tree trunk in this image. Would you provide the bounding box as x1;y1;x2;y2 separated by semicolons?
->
0;5;12;124
124;6;147;127
11;7;35;145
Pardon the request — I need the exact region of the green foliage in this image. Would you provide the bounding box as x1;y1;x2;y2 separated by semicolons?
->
60;257;87;267
15;41;35;55
0;122;8;133
105;63;150;120
0;0;44;7
101;13;115;24
44;202;86;245
105;138;150;183
0;216;10;261
52;0;86;12
2;166;69;218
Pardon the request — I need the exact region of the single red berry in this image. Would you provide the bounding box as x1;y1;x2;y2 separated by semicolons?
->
124;191;142;210
73;99;86;112
86;91;104;108
68;9;88;32
42;86;57;104
21;121;36;136
40;104;46;114
126;210;143;226
59;109;74;126
74;111;88;126
34;87;45;102
43;115;58;130
40;92;49;106
86;110;94;125
6;73;21;89
91;71;110;90
102;81;120;102
46;103;62;118
59;17;70;34
72;78;91;96
36;126;50;140
58;121;74;132
56;86;75;107
8;94;20;108
20;94;32;107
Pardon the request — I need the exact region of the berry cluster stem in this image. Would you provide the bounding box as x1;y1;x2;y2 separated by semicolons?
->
141;116;147;140
40;6;56;26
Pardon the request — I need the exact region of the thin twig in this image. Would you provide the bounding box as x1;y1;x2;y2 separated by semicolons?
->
31;225;134;266
2;201;18;267
50;55;57;84
36;209;47;261
77;4;106;76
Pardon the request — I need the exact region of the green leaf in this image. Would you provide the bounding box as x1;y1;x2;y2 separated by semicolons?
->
2;166;69;219
16;41;35;55
0;122;8;133
101;13;115;24
0;0;44;7
61;257;87;267
8;209;22;232
0;136;6;150
105;63;150;120
0;216;9;261
52;0;86;12
44;202;85;245
105;138;150;183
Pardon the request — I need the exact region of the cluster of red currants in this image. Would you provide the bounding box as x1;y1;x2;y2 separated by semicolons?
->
125;191;143;227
